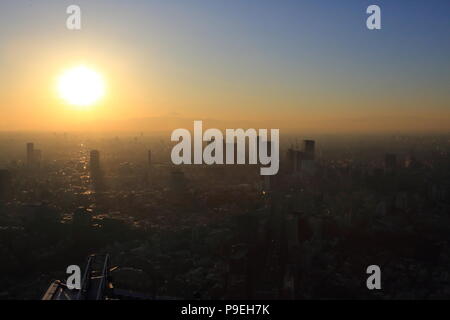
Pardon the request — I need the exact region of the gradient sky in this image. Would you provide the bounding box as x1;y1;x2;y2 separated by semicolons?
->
0;0;449;133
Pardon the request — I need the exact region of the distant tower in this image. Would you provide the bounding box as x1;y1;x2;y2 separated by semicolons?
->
26;143;34;167
89;150;103;190
90;150;100;173
301;140;315;175
286;145;305;174
89;150;100;170
303;140;315;160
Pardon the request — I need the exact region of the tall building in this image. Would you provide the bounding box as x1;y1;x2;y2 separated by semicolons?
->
286;147;304;174
89;150;103;190
300;140;315;175
285;140;315;175
90;150;100;173
303;140;315;160
26;142;34;167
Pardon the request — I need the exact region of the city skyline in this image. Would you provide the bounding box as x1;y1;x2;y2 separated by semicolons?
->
1;0;449;303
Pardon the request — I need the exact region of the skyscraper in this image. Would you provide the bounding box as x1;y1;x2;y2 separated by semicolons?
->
303;140;315;160
301;140;315;175
90;150;100;173
26;142;34;167
286;147;304;174
89;150;103;190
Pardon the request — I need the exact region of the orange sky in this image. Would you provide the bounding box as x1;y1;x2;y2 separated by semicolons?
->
1;1;449;134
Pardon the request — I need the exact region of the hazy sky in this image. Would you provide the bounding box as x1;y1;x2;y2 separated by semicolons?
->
0;0;449;133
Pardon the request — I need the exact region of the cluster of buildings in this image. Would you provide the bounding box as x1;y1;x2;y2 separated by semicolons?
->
0;133;449;299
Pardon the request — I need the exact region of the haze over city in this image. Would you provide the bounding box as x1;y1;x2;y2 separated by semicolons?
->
0;0;449;303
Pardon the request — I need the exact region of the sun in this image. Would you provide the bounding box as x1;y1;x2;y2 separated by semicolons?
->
57;65;105;107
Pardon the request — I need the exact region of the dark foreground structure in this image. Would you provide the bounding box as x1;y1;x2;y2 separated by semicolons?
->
43;254;153;300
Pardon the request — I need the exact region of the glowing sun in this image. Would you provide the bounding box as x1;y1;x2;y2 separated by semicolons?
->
57;65;105;107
